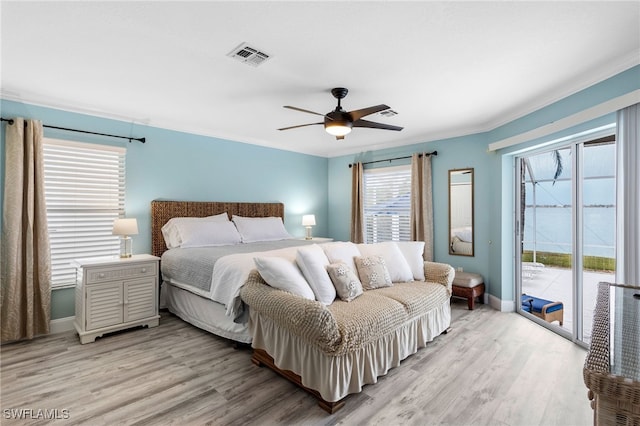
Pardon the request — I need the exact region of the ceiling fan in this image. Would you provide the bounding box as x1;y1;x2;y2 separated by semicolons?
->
278;87;403;140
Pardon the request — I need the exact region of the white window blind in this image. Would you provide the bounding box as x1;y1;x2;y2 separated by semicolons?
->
43;139;126;288
363;164;412;244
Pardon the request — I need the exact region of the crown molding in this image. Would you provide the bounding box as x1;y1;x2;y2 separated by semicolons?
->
488;89;640;151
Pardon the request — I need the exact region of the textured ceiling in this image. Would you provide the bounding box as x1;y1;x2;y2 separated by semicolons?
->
2;1;639;157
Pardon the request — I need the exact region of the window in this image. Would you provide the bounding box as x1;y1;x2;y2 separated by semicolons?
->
43;139;126;288
363;165;411;243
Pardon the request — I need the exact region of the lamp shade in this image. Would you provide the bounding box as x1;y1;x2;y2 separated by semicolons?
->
112;218;139;236
302;215;316;226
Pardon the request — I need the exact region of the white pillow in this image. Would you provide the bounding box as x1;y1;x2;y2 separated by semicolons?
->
254;256;315;300
179;221;242;248
161;213;230;249
206;212;230;221
321;241;361;275
357;242;414;282
395;241;426;281
232;215;292;243
296;245;336;305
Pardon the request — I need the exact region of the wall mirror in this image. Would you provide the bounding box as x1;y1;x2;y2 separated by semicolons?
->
449;168;474;256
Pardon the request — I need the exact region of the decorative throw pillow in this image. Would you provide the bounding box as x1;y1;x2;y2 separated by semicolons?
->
295;245;336;305
253;256;315;300
321;241;361;275
355;255;392;290
327;262;363;302
357;241;414;282
395;241;426;281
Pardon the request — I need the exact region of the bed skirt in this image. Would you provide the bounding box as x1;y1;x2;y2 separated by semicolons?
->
163;282;252;343
249;299;451;403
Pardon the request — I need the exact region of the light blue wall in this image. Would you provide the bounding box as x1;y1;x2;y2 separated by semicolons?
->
328;133;493;292
328;65;640;305
485;65;639;303
0;100;329;319
489;66;640;144
2;65;638;320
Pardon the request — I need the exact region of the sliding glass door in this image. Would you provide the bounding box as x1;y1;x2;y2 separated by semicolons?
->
578;138;616;343
516;135;616;345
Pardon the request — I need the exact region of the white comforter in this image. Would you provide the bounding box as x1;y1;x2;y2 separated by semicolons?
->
161;240;315;319
211;246;303;318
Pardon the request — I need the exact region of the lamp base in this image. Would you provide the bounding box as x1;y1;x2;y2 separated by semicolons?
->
119;236;133;258
305;226;313;240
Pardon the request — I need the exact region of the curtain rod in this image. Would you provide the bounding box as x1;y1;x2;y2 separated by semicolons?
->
1;117;146;144
348;151;437;168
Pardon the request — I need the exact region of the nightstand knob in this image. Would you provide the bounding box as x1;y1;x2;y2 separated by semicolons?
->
98;273;106;278
141;268;147;273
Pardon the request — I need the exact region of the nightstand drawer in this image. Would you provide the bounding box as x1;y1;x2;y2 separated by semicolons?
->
86;262;157;284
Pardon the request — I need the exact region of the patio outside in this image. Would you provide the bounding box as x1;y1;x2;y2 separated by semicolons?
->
521;262;615;344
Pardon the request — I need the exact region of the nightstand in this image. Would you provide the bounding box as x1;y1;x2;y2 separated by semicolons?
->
299;237;334;242
72;254;160;344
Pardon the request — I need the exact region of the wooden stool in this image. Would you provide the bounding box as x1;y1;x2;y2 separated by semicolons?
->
452;271;485;310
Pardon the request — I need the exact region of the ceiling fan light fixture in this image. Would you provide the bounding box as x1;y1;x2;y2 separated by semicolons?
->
280;87;401;138
325;121;352;137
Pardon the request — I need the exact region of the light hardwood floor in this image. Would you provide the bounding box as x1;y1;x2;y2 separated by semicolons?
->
1;299;593;426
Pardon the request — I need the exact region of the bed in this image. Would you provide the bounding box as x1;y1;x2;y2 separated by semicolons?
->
151;200;312;343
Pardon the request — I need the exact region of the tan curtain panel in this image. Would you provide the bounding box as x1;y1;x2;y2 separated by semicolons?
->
350;162;364;243
1;118;51;342
410;153;434;261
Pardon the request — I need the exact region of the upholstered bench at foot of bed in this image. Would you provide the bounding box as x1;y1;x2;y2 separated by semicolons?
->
250;348;348;414
241;262;454;413
451;271;484;310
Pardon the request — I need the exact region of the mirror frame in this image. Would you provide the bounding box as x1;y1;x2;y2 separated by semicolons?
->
448;168;474;256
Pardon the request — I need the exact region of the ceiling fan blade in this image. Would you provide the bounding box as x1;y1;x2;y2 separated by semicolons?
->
278;122;324;131
353;119;403;131
348;104;390;121
283;106;329;118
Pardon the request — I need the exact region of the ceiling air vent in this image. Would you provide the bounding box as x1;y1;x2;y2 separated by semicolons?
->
379;109;398;117
227;42;271;67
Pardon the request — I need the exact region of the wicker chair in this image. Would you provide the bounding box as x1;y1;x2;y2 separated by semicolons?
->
584;282;640;426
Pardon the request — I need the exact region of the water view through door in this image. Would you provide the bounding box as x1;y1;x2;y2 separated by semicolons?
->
517;135;616;345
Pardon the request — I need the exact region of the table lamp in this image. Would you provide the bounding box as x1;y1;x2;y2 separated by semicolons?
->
302;214;316;240
112;218;138;258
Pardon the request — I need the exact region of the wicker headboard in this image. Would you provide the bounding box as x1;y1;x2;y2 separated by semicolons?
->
150;200;285;258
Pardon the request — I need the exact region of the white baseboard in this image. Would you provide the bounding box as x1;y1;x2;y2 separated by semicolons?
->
50;316;75;334
488;294;515;312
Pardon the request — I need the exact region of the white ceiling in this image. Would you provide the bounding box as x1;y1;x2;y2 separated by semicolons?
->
2;1;639;157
